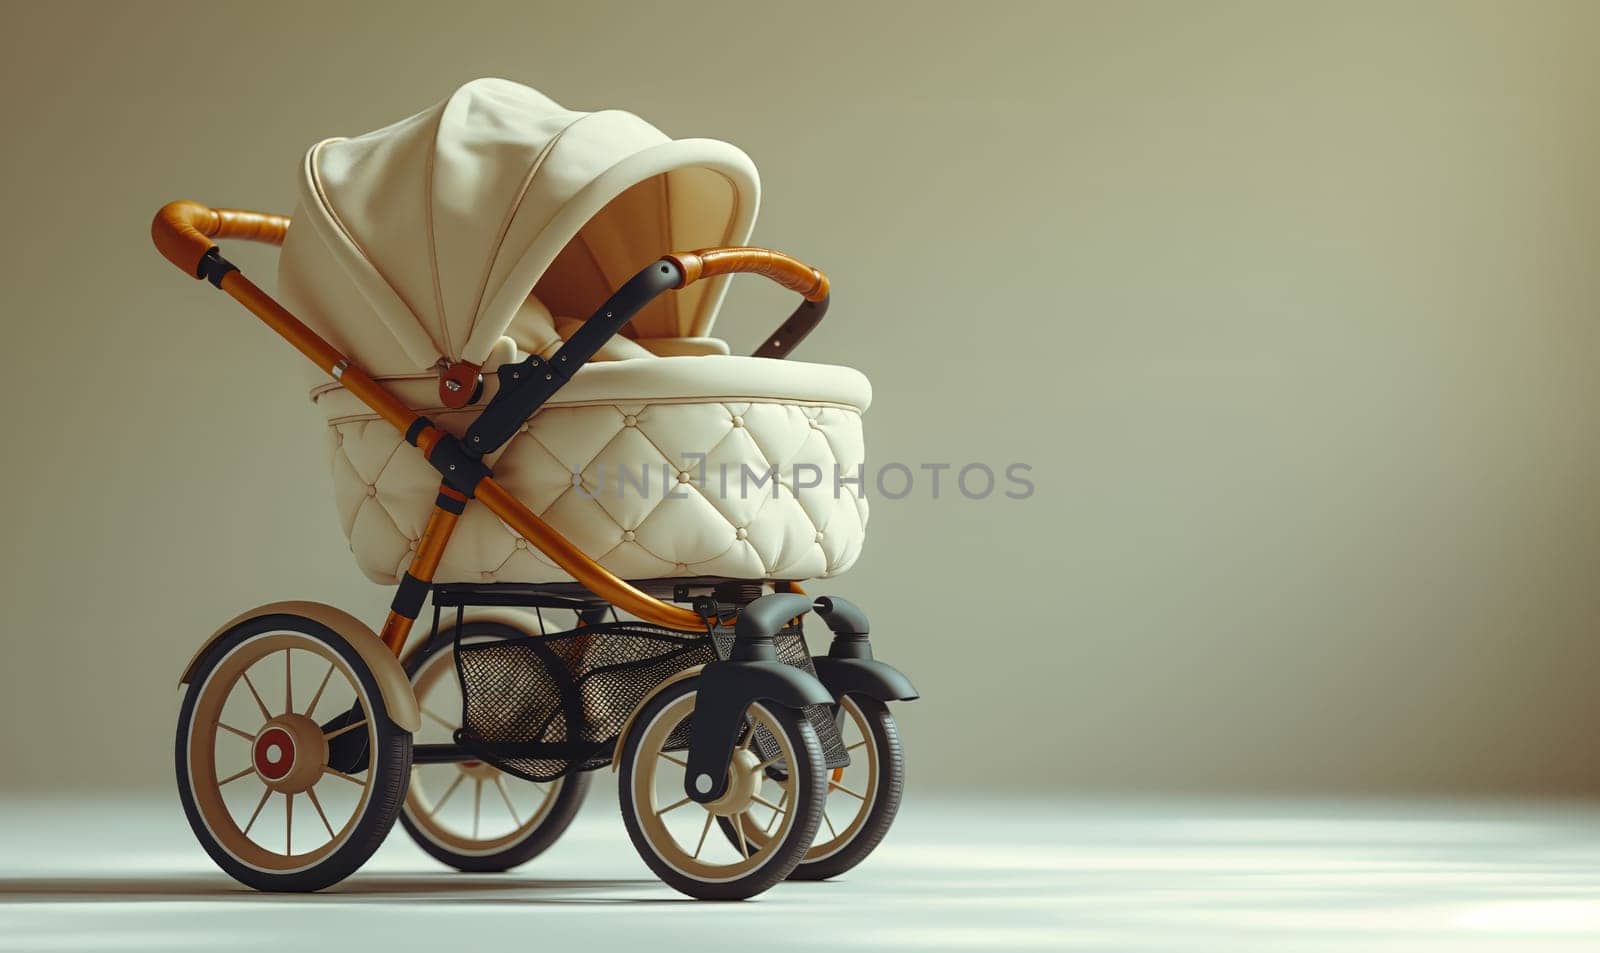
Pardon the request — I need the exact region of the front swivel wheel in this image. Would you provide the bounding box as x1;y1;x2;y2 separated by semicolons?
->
719;695;903;880
618;678;825;900
175;615;412;892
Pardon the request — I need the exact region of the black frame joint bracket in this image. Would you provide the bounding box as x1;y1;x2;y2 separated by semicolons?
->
390;572;430;621
404;417;433;447
198;248;238;288
427;434;492;498
464;355;563;454
691;596;722;628
461;258;684;457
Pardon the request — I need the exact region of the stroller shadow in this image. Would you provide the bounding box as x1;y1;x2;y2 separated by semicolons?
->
0;873;676;906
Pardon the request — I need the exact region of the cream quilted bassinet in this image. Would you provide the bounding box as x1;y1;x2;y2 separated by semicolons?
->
276;79;868;587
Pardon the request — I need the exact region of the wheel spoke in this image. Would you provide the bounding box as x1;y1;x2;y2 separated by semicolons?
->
285;792;293;855
734;812;749;856
323;719;368;742
429;773;466;817
821;806;838;839
764;789;788;833
472;778;483;839
217;766;255;786
739;723;756;752
656;795;694;817
494;775;521;826
304;661;336;717
829;780;867;800
240;671;273;721
216;722;255;742
657;752;688;768
753;755;785;773
845;740;867;752
284;649;293;715
306;786;336;838
692;810;714;859
241;787;272;836
322;767;367;786
751;794;785;813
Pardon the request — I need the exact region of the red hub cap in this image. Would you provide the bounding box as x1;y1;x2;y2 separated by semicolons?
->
254;727;295;781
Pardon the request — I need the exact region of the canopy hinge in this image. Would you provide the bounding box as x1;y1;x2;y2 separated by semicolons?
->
436;359;483;409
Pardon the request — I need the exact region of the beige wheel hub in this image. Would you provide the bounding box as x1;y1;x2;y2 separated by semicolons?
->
704;748;763;817
253;714;329;794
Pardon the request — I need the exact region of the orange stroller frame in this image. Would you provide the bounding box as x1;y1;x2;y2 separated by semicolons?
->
154;202;916;900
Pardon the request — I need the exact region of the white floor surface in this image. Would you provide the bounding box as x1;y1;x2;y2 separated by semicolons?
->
4;790;1600;952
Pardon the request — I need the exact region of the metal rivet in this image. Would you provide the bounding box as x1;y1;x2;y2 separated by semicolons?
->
545;374;553;380
448;464;456;471
444;379;462;392
694;774;713;794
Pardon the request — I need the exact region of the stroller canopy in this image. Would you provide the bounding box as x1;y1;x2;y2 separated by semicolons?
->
283;78;760;375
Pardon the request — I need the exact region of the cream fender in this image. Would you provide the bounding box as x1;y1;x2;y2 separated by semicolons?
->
178;600;421;733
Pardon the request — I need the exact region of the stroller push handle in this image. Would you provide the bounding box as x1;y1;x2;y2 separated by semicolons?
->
664;247;830;302
664;247;832;360
152;200;289;278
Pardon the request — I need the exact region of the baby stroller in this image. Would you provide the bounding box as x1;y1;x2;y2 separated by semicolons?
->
155;79;915;901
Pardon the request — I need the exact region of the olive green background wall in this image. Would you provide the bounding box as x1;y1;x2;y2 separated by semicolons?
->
2;0;1598;797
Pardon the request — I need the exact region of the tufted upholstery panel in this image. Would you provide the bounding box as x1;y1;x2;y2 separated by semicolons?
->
318;356;870;586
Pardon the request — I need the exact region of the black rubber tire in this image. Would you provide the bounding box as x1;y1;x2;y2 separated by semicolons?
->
618;678;826;900
786;697;903;880
174;615;412;892
397;626;591;873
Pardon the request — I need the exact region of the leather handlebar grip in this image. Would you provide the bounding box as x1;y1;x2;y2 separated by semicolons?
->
663;247;830;302
152;200;290;278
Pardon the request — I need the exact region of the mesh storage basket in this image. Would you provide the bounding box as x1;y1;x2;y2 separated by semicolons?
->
454;619;847;782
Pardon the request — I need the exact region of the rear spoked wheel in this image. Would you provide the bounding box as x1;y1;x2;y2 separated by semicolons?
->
399;628;589;872
175;617;411;892
618;679;825;900
719;695;902;880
